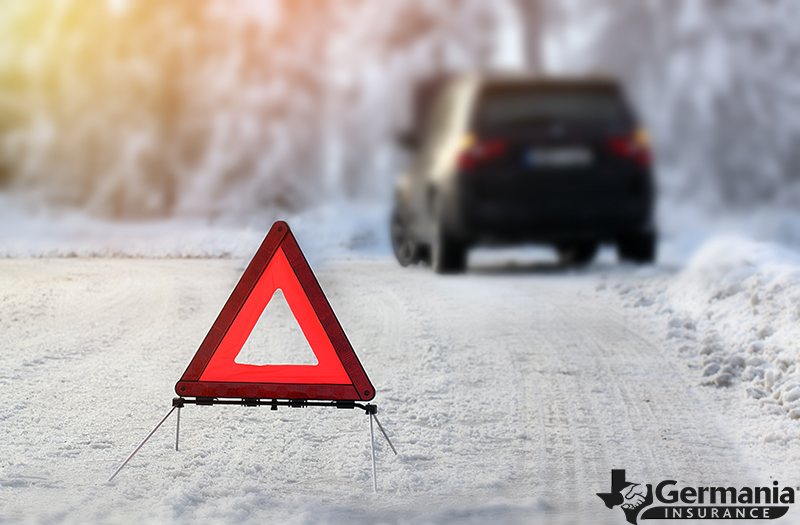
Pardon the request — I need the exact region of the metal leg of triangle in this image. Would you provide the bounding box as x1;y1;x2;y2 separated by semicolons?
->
108;398;399;488
369;413;378;492
371;413;397;455
107;405;178;483
175;406;181;452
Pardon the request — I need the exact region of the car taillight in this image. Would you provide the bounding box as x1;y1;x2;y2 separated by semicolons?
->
456;135;508;172
606;128;651;167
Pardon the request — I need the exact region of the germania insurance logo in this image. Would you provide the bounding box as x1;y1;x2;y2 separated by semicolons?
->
597;470;794;524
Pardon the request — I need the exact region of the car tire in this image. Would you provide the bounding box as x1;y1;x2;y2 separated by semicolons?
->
431;223;467;274
417;245;431;266
617;232;656;263
391;211;421;267
557;241;599;266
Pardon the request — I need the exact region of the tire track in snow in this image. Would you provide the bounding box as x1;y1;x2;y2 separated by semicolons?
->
327;260;765;521
502;277;761;517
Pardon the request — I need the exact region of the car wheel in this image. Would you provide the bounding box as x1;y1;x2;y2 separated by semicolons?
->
431;223;467;274
391;211;421;267
617;232;656;263
557;241;598;266
417;245;431;265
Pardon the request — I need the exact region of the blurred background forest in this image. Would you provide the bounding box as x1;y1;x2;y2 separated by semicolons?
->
1;0;799;225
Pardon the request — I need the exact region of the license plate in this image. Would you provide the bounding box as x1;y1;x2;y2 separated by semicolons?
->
525;147;593;168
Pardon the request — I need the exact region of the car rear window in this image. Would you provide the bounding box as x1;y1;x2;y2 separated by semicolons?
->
474;83;630;128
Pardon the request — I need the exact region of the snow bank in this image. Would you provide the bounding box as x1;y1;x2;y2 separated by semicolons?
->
0;195;391;262
610;235;800;442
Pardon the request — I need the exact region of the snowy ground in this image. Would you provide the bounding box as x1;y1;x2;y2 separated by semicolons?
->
3;201;800;523
601;235;800;452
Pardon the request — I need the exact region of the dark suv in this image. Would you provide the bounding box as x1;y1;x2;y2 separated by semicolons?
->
391;73;656;273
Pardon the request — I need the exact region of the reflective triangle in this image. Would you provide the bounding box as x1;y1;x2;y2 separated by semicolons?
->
176;221;375;401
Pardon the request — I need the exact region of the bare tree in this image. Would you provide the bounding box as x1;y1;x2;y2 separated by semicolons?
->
514;0;547;72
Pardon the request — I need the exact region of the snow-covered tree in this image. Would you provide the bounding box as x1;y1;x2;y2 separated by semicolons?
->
0;0;506;219
548;0;800;211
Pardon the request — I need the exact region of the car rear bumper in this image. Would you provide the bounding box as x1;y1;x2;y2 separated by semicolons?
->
448;169;655;244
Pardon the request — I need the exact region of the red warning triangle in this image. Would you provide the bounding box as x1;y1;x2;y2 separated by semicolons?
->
176;221;375;401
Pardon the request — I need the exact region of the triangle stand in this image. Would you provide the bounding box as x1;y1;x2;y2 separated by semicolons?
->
107;397;397;489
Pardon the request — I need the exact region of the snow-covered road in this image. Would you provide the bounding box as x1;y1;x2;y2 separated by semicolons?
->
3;254;796;523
